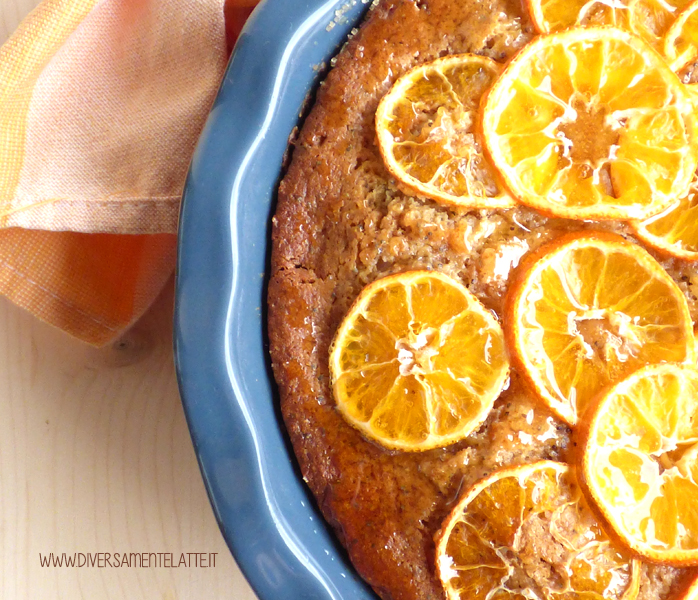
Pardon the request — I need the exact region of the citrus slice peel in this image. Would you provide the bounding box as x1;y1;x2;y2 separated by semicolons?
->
580;362;698;565
505;231;695;426
375;54;515;209
329;271;509;451
482;27;698;221
435;461;641;600
528;0;690;49
631;174;698;260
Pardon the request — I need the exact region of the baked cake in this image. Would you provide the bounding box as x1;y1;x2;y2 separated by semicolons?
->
267;1;698;599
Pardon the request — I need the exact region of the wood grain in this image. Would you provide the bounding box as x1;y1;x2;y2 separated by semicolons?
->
0;1;259;598
0;278;259;600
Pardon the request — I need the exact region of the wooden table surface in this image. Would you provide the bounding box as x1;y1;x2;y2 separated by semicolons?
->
0;1;259;598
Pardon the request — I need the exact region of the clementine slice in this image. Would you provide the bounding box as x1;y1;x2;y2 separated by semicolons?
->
631;174;698;260
481;27;698;221
505;232;695;426
435;461;640;600
329;271;509;451
528;0;689;49
581;363;698;565
375;54;515;209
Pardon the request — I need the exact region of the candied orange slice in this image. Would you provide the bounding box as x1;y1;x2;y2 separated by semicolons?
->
481;27;698;221
329;271;509;451
375;54;515;209
435;461;640;600
581;363;698;565
631;174;698;260
665;0;698;72
505;232;695;426
528;0;689;49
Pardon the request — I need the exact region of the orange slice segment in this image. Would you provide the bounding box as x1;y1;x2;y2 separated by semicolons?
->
329;271;509;451
375;54;515;209
505;232;695;426
665;0;698;73
481;27;698;221
581;363;698;565
631;174;698;260
528;0;689;49
435;461;641;600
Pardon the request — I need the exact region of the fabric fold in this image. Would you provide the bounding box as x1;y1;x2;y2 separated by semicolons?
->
0;0;232;345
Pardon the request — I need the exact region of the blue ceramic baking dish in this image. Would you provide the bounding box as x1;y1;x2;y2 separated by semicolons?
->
173;0;378;598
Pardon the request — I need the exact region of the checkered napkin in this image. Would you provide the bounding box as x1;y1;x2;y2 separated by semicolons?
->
0;0;255;345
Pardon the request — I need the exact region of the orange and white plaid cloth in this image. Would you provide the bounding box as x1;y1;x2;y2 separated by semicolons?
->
0;0;255;345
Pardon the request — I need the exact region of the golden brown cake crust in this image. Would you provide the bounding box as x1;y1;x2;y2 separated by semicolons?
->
267;1;695;599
